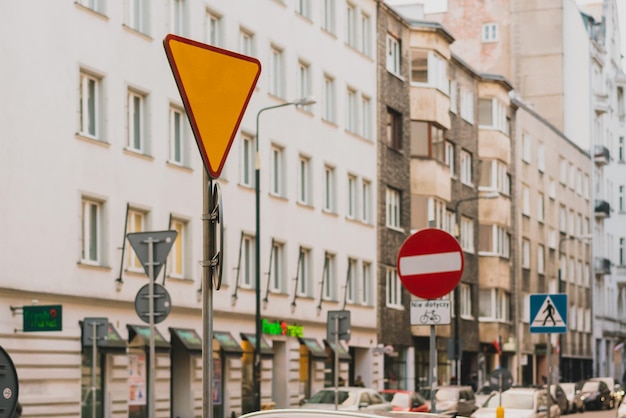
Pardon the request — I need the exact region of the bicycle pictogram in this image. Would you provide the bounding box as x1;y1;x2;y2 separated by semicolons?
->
420;309;441;324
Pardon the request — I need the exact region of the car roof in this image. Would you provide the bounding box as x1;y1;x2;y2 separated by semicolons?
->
240;409;456;418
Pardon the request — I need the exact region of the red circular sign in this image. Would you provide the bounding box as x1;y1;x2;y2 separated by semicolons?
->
396;228;464;299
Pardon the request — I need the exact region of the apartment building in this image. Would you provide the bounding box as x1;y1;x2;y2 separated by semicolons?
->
0;1;379;417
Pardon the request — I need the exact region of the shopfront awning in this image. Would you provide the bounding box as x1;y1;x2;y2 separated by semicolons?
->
214;330;244;355
240;333;273;356
80;319;127;353
169;327;202;354
323;339;351;360
298;337;328;360
127;324;170;353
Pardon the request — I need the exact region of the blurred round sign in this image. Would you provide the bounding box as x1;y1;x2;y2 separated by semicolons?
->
489;368;513;392
134;283;172;324
0;346;18;418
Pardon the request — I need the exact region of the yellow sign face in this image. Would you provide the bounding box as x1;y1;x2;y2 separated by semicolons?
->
164;34;261;178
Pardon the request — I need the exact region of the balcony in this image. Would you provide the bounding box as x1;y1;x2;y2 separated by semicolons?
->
594;145;610;165
410;86;451;129
594;199;610;218
594;94;609;115
594;257;611;275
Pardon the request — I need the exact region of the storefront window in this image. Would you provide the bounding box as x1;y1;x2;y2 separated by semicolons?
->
128;351;147;418
384;353;406;390
80;352;103;418
241;339;254;414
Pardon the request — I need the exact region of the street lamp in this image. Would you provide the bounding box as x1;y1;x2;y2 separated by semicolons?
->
452;191;499;385
254;96;316;411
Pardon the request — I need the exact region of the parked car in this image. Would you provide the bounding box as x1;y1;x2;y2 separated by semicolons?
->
471;387;560;418
420;385;477;417
379;390;430;412
589;377;622;408
559;382;584;413
548;384;569;415
474;384;496;407
300;387;392;412
578;379;612;410
240;408;470;418
617;396;626;418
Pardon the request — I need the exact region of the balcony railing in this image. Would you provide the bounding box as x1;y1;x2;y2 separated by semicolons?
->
594;199;610;218
594;145;610;165
594;257;611;275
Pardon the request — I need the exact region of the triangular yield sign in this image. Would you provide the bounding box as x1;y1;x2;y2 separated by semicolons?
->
163;34;261;178
530;295;566;328
127;230;178;280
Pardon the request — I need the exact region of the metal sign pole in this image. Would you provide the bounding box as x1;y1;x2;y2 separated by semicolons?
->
91;322;97;418
547;335;552;418
148;238;156;418
335;315;340;411
203;175;214;418
430;324;436;413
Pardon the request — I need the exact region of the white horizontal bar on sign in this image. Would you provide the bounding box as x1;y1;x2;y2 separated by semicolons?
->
399;251;462;276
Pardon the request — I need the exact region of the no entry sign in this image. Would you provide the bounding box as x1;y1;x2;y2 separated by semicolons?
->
397;228;464;299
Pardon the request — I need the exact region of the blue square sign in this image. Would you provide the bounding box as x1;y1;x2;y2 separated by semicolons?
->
530;293;568;334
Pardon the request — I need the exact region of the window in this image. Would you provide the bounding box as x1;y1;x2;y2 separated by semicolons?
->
537;143;545;172
126;0;148;34
360;12;371;56
322;0;335;34
479;289;510;321
127;90;146;153
296;0;311;19
478;98;508;135
459;216;474;253
269;45;285;99
479;159;509;195
559;205;566;232
78;0;105;14
271;241;285;292
239;29;254;56
428;198;453;232
522;184;530;216
361;262;372;305
478;224;510;258
298;155;312;205
576;169;582;195
170;0;185;35
386;187;401;229
559;158;567;184
323;75;336;123
410;122;445;162
619;137;624;162
240;134;255;188
450;80;458;114
241;235;255;288
297;247;311;296
324;165;336;212
169;107;186;165
205;11;221;46
460;89;474;124
386;34;401;76
619;185;624;212
537;192;544;222
347;175;357;219
538;245;545;274
322;252;336;300
346;258;358;303
387;108;403;150
127;209;146;271
521;239;530;269
460;150;472;185
168;219;186;278
521;133;531;163
482;23;498;42
386;267;403;308
361;180;371;223
270;144;285;197
460;283;472;318
346;88;358;133
583;174;590;199
361;95;372;139
346;3;357;48
297;61;312;111
620;238;625;266
445;141;455;176
79;72;101;139
81;198;102;265
410;50;448;92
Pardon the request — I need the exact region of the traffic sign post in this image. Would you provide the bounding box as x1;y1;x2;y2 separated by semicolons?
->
327;310;350;410
0;346;18;418
127;230;177;418
397;228;464;412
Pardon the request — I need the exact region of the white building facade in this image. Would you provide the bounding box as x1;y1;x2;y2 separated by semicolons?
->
0;1;380;417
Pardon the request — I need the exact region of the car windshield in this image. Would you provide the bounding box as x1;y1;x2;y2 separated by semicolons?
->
436;389;459;402
484;392;533;409
477;385;494;395
560;383;575;396
380;393;395;402
581;381;600;392
307;390;355;406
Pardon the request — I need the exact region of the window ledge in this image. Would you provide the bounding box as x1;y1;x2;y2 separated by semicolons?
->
166;160;193;172
121;24;153;41
296;201;315;210
322;209;339;217
77;261;111;272
123;148;154;161
385;304;405;311
74;2;109;20
75;133;110;148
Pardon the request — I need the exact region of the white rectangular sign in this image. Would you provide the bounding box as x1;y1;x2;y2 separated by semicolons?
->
410;299;451;325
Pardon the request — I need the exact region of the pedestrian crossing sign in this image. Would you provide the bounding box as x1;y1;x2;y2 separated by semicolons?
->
530;293;568;334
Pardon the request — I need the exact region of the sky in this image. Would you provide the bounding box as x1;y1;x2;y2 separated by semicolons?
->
385;0;626;67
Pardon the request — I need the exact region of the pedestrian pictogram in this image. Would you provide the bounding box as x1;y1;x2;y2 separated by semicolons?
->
397;228;464;299
530;294;567;333
163;34;261;178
